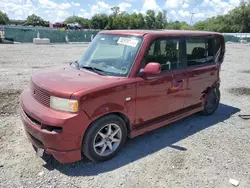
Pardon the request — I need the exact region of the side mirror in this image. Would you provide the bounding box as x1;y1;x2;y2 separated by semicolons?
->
140;62;161;75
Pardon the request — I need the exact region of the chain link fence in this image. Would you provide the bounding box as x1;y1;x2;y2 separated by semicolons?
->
2;26;99;43
2;26;250;43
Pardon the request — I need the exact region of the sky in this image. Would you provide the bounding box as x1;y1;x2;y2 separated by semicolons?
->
0;0;241;23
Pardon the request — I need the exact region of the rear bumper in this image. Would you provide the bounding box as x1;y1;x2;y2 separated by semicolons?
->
20;88;91;163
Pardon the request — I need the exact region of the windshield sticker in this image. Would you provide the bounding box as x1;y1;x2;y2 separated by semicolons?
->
117;37;139;47
100;38;105;40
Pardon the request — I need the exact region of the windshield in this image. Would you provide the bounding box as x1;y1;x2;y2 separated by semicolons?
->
79;34;143;77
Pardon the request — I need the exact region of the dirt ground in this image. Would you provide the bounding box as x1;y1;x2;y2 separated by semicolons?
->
0;43;250;188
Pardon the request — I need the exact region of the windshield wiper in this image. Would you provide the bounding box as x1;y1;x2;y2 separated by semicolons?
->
71;61;80;70
81;66;106;75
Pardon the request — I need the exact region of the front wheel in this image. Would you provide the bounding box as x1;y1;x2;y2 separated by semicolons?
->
82;114;127;162
201;87;220;116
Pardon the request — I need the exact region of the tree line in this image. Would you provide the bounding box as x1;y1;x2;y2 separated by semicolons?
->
1;1;250;32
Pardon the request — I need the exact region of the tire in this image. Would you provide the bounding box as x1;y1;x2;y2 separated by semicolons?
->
201;87;220;116
82;114;127;162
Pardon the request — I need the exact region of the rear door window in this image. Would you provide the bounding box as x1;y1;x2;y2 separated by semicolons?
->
186;38;215;66
145;38;185;72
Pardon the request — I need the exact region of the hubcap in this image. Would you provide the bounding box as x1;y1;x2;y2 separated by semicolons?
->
93;123;122;156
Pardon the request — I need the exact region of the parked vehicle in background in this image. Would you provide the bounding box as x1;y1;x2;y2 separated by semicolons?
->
66;22;82;30
53;22;65;28
20;30;225;164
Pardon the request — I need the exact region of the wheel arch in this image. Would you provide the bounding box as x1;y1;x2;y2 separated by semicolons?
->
82;112;131;143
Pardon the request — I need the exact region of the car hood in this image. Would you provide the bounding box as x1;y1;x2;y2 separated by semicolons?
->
31;65;121;98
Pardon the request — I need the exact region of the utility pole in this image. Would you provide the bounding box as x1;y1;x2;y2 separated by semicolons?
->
190;13;195;26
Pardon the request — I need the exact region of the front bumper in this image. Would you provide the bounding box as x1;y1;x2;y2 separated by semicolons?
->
20;88;91;163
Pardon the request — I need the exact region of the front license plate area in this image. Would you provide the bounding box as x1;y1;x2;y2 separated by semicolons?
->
36;148;44;157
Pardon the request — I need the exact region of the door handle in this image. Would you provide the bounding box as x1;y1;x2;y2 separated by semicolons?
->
176;79;184;83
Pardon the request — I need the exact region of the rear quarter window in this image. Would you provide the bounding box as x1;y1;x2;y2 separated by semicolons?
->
214;36;223;63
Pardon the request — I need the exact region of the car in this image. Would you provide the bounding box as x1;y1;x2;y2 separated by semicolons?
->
67;22;81;30
20;30;225;163
53;22;64;28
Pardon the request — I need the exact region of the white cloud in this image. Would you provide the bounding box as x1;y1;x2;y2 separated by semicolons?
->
165;0;190;9
133;9;139;14
165;0;179;8
71;2;80;7
178;10;190;17
38;0;71;10
182;3;189;8
118;2;132;12
89;1;112;16
79;8;91;18
55;10;71;21
142;0;161;13
97;1;110;9
60;3;71;9
200;0;241;16
0;0;36;20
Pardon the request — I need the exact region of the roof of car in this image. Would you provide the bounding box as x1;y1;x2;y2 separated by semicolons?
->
100;30;222;37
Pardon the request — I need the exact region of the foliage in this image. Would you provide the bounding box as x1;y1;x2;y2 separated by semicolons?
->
0;11;9;25
193;1;250;32
90;8;167;30
24;14;48;26
167;21;191;30
91;14;109;29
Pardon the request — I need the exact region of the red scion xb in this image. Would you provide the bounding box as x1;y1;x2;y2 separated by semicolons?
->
20;30;225;163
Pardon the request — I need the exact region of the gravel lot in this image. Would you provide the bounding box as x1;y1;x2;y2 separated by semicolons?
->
0;43;250;188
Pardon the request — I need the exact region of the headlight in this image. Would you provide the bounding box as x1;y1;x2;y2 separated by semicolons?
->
50;96;78;112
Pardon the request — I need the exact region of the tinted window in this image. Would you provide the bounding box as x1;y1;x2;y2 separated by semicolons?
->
145;38;185;72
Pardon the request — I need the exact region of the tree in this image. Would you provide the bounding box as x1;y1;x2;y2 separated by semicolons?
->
145;10;156;29
156;11;166;29
24;14;47;26
91;13;109;29
113;11;130;29
0;11;9;25
111;6;120;17
192;1;250;32
137;13;146;29
64;16;90;28
128;13;145;29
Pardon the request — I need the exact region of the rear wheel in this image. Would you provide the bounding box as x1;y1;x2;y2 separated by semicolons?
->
82;114;127;162
201;87;220;116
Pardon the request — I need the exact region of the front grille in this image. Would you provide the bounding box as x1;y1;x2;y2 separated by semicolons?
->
31;82;50;107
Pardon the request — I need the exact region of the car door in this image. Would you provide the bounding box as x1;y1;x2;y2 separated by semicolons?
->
135;37;187;125
184;37;218;108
